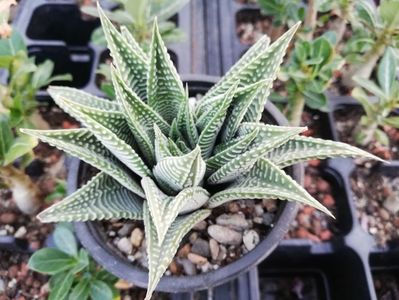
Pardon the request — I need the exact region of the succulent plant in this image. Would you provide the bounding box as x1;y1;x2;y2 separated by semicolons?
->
22;5;379;299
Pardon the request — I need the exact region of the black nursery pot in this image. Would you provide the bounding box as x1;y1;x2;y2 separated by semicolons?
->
73;75;302;293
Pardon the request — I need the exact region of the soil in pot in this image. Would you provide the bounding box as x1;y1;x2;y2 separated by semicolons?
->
0;252;49;300
351;166;399;248
373;273;399;300
259;273;326;300
236;9;275;45
286;165;338;242
334;105;399;160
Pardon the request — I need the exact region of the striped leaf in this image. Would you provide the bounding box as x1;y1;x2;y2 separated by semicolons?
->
49;90;151;178
176;99;198;148
220;80;269;142
20;128;144;197
38;172;143;222
207;126;305;184
142;177;210;245
208;158;333;217
153;146;206;193
202;24;299;104
206;128;258;174
98;5;148;100
147;21;185;123
154;124;173;162
266;136;384;168
197;84;237;159
144;203;210;300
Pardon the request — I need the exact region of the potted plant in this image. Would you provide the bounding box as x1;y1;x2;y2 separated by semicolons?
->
22;5;379;299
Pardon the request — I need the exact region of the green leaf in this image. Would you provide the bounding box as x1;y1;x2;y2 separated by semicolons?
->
70;249;90;274
265;136;383;168
90;280;113;300
53;225;78;257
303;90;328;111
153;146;206;193
38;172;143;223
0;31;26;56
207;125;305;184
32;60;54;89
28;248;77;275
48;271;74;300
383;116;399;128
377;47;397;95
149;0;191;22
20;128;144;197
69;277;91;300
351;87;375;118
197;84;237;158
97;5;148;100
0;114;14;162
206;129;258;174
176;93;199;148
352;76;387;100
375;128;390;145
48;88;151;178
208;158;333;218
378;0;399;27
356;0;377;28
143;203;210;300
3;134;38;166
147;20;185;123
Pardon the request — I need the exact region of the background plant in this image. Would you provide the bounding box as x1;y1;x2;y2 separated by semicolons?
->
29;223;118;300
351;47;399;146
23;5;379;299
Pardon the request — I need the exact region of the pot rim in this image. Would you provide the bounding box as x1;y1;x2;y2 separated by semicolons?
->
73;75;302;293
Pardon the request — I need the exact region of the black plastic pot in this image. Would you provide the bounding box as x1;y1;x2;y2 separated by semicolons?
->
72;75;302;293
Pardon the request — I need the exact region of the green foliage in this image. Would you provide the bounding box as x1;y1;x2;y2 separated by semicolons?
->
0;31;72;128
28;224;118;300
258;0;303;27
280;35;344;124
352;47;399;146
23;5;379;299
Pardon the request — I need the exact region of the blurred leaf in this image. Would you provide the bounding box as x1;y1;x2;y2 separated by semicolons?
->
0;114;13;163
352;76;387;99
54;224;78;257
48;271;74;300
378;0;399;28
28;248;77;275
70;249;90;274
375;128;389;145
69;277;91;300
352;87;375;118
377;47;397;95
32;60;54;89
0;31;26;56
356;0;377;29
90;280;113;300
383;116;399;127
3;134;38;166
303;90;328;111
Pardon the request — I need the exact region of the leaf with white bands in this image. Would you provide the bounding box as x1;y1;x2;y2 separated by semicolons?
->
48;86;118;110
202;24;298;103
221;80;269;142
154;124;173;162
202;35;270;102
142;177;210;245
20;128;144;197
176;100;198;148
208;158;333;218
207;126;305;184
112;66;170;134
266;136;383;168
50;94;151;178
98;5;148;100
206;129;258;174
38;172;143;222
144;203;210;300
147;21;185;123
197;84;237;159
154;146;206;193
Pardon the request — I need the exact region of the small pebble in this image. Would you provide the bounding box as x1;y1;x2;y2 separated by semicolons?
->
118;223;134;236
14;226;27;239
216;214;249;230
191;238;210;258
262;212;274;225
187;253;208;266
179;259;196;275
0;212;17;224
217;245;227;261
243;230;260;251
254;205;264;217
130;228;144;247
177;243;191;258
117;237;132;254
115;279;133;290
209;239;219;261
208;225;243;245
193;220;207;231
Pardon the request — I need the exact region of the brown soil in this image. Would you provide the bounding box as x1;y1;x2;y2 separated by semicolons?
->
374;273;399;300
351;167;399;248
334;106;399;160
286;166;338;242
236;10;274;45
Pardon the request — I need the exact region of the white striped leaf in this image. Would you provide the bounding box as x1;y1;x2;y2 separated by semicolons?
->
142;177;210;245
201;24;299;105
20;128;144;197
200;35;270;105
220;80;270;142
208;158;333;217
98;5;148;100
266;136;384;168
206;128;258;174
197;84;237;159
38;172;143;222
144;203;210;300
176;99;198;148
153;146;206;193
147;21;185;123
176;139;191;153
168;138;184;156
207;126;305;184
169;119;182;141
49;91;151;178
111;66;170;134
154;124;173;162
